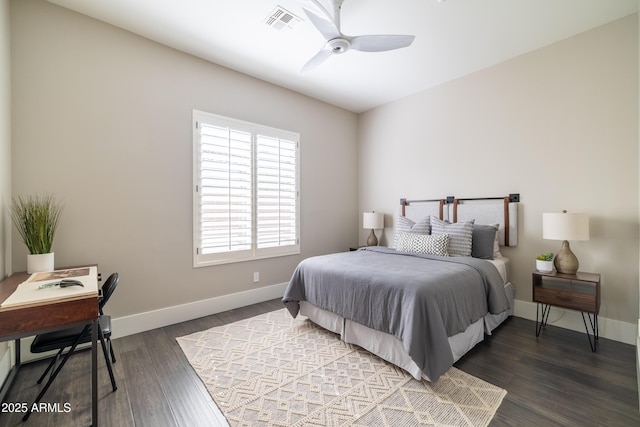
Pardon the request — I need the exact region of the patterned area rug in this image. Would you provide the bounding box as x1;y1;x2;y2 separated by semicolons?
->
177;309;506;427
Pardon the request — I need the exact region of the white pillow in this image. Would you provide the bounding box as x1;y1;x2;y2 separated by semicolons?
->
492;224;503;258
396;231;449;256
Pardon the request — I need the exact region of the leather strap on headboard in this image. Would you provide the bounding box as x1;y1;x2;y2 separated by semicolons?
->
453;199;459;223
503;196;510;246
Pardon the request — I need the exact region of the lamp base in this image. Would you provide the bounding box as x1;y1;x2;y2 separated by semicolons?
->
366;229;378;246
554;240;579;275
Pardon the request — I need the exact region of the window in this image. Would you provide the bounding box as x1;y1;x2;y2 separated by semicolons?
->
193;110;300;267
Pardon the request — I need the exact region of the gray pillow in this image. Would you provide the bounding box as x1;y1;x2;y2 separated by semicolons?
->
471;224;498;259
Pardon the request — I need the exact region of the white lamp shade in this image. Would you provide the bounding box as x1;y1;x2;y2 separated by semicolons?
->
543;212;589;241
363;212;384;229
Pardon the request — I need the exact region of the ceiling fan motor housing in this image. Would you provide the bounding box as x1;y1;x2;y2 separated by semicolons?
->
329;38;350;54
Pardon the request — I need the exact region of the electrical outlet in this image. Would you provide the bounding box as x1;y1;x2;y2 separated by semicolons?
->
253;272;259;283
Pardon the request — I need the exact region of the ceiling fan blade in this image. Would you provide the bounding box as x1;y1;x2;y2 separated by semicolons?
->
302;7;340;41
301;45;333;72
306;0;338;28
350;34;415;52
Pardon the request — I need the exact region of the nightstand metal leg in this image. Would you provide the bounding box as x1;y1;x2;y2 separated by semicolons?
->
535;303;551;337
581;312;598;352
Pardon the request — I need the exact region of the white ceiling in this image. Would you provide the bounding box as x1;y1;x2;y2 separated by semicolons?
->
46;0;638;113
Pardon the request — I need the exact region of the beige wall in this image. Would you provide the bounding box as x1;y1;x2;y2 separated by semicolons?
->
0;0;11;372
10;0;358;318
358;14;639;325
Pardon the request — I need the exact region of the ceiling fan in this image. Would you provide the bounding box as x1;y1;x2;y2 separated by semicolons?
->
300;0;415;72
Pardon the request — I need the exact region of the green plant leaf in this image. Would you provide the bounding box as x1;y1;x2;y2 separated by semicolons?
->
536;251;554;261
11;194;63;254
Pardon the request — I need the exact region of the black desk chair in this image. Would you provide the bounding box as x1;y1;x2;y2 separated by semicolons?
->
22;273;119;421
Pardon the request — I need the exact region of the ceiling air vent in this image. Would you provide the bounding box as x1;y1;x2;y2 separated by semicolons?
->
265;6;301;31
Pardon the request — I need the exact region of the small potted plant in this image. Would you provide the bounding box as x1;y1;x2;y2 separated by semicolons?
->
11;194;63;273
536;252;554;273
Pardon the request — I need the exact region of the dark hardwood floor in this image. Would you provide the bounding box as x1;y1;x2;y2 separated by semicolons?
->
1;299;638;426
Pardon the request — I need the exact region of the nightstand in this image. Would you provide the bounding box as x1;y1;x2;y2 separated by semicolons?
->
532;270;600;351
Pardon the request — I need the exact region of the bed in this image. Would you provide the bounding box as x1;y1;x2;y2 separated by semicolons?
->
282;195;519;381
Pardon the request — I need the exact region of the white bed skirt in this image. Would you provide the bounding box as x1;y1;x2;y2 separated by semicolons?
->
300;282;514;381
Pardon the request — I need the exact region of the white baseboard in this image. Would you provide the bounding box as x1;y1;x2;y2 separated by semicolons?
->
111;282;289;339
513;300;637;345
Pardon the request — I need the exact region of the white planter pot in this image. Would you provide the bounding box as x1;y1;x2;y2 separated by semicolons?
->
536;259;553;274
27;252;55;274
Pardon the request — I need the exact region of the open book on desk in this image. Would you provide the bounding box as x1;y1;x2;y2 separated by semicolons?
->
0;266;99;308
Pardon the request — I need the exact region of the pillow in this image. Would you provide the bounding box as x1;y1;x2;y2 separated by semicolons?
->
392;215;430;248
471;224;498;259
396;231;449;256
492;224;503;258
431;217;475;256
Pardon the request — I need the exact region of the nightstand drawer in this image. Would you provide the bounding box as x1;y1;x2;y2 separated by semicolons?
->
533;286;597;313
532;271;600;315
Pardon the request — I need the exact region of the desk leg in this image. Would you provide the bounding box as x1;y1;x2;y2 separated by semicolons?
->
92;318;98;426
14;338;20;368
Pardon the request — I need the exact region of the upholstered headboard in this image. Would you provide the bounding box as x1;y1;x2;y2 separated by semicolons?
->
400;194;519;247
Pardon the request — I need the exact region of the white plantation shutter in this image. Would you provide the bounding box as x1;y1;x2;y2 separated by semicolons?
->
198;122;253;255
193;111;300;266
256;134;298;251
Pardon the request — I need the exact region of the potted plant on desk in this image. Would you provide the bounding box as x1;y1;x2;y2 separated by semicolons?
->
536;251;554;274
11;194;63;273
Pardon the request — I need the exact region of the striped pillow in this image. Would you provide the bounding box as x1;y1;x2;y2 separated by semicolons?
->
392;215;431;248
396;231;449;256
431;217;475;256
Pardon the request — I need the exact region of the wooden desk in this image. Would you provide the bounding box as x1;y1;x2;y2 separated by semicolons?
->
0;269;100;425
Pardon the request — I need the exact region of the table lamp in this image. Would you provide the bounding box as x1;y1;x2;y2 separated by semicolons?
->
363;212;384;246
542;211;589;274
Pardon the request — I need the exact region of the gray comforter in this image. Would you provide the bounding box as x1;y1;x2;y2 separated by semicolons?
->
282;246;510;381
